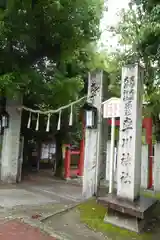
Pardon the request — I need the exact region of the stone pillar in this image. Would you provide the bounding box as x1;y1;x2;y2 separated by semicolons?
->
141;144;148;189
117;64;144;201
83;70;106;199
17;136;24;183
154;143;160;192
99;72;109;182
1;98;22;183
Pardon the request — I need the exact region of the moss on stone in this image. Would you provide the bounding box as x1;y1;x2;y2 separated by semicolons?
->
77;199;153;240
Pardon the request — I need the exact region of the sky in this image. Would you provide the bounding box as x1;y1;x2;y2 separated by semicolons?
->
100;0;129;51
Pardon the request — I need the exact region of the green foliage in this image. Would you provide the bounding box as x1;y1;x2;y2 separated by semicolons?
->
132;0;160;120
0;0;103;107
105;1;160;120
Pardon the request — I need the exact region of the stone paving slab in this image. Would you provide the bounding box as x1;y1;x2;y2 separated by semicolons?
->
0;189;58;208
0;181;83;209
29;184;83;203
43;208;106;240
0;220;57;240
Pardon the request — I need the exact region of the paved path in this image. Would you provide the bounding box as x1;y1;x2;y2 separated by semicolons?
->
0;220;56;240
43;208;106;240
0;179;106;240
0;180;84;240
0;181;83;208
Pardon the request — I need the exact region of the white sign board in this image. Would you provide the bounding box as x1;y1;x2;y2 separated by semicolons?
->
102;97;121;118
102;97;120;193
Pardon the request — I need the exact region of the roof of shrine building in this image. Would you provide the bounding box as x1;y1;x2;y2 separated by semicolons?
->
102;98;148;105
102;97;120;105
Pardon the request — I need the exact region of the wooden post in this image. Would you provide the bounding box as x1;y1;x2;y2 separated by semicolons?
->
109;117;115;193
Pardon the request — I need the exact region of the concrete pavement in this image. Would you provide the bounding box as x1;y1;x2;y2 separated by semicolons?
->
0;179;106;239
0;179;83;240
0;182;83;209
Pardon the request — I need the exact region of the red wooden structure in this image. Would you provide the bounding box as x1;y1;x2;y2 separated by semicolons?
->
64;119;85;180
107;117;153;188
64;147;79;179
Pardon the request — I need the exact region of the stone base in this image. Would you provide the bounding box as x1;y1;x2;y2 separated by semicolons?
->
104;208;146;232
64;177;71;181
77;175;83;179
98;194;157;233
1;173;17;184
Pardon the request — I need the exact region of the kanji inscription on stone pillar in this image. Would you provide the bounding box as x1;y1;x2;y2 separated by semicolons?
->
82;71;103;199
117;63;144;201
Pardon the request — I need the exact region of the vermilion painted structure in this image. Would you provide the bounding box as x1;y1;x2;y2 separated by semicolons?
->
64;147;80;179
64;118;85;179
107;117;153;188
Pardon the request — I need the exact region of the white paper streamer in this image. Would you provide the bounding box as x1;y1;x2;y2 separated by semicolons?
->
46;114;51;132
69;104;73;126
57;110;62;130
27;112;32;128
35;113;39;131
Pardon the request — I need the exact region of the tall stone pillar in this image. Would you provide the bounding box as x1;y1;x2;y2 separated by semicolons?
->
1;97;22;183
117;63;143;201
154;143;160;192
141;144;148;189
82;70;107;199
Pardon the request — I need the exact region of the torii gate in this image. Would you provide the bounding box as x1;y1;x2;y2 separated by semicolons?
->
107;117;153;188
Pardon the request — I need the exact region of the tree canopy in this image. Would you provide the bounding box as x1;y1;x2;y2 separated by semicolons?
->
103;0;160;119
0;0;103;107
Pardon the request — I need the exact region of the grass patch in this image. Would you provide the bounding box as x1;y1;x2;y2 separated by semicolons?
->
77;199;153;240
142;190;160;200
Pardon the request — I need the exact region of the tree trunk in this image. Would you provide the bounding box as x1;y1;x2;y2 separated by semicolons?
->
55;131;63;177
54;111;71;177
22;131;30;178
